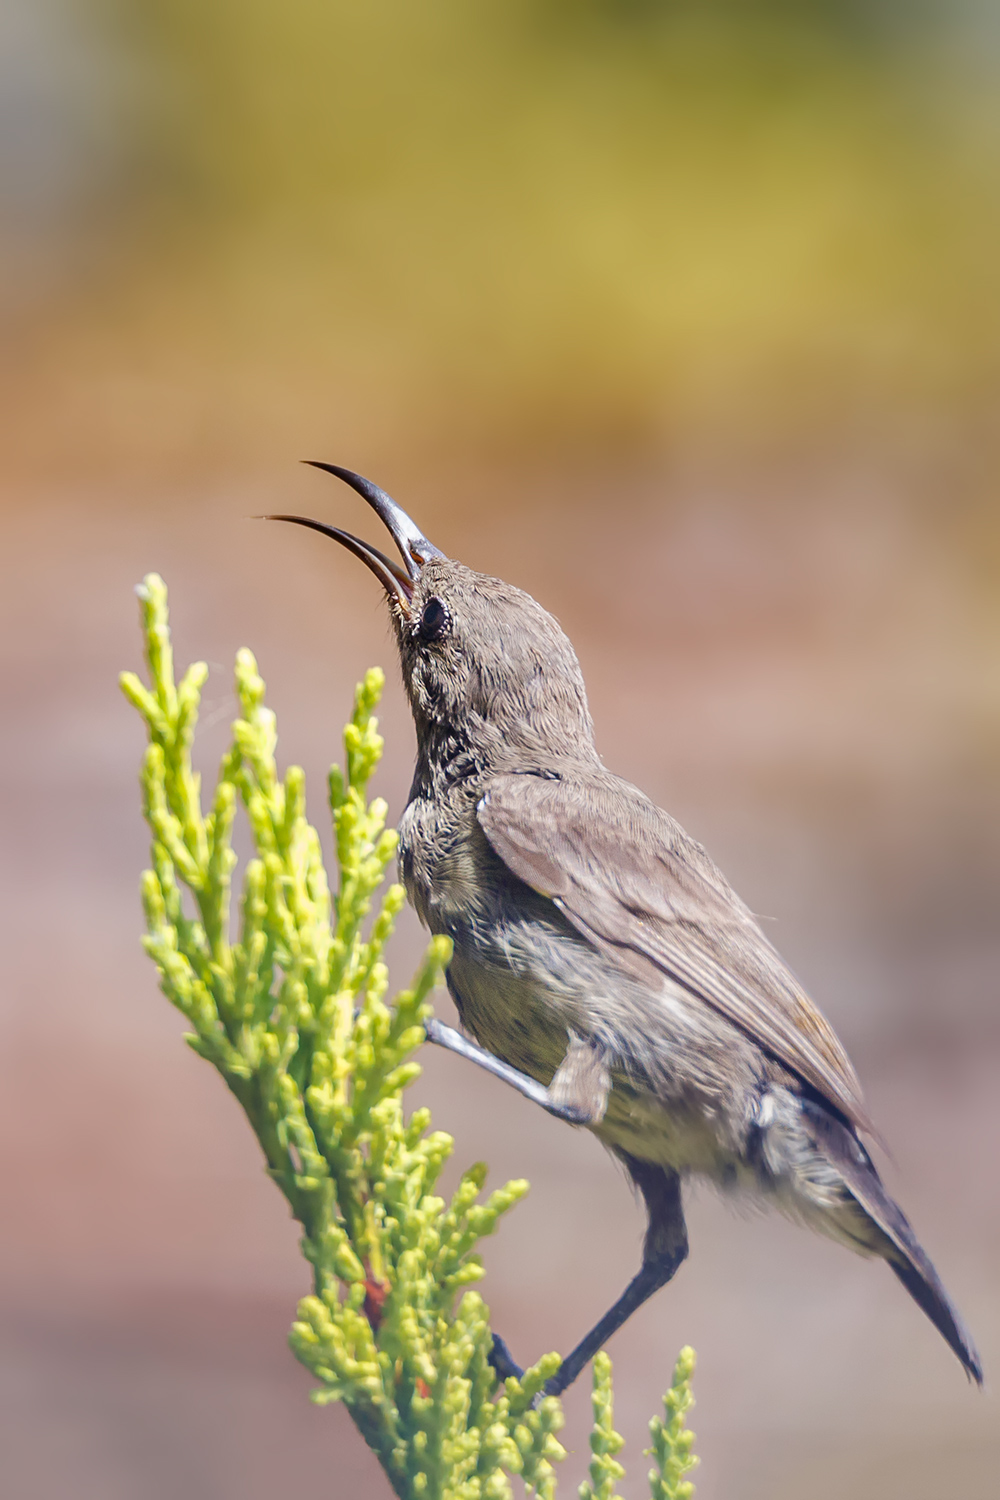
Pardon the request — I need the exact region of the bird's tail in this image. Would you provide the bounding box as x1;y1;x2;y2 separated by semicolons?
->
803;1099;983;1385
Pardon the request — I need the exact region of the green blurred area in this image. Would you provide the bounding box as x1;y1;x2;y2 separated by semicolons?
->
5;1;1000;470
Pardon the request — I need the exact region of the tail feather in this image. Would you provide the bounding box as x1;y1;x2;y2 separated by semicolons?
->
802;1099;983;1385
887;1256;983;1386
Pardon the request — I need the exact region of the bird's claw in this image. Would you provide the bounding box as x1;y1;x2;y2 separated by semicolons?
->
488;1333;525;1384
489;1335;569;1404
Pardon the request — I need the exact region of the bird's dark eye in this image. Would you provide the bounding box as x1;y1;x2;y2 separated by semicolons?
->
417;595;450;643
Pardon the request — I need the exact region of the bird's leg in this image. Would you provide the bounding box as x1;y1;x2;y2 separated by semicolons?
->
423;1016;608;1126
546;1159;688;1395
488;1333;526;1383
490;1158;689;1397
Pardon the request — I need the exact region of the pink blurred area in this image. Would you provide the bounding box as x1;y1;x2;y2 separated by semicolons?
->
1;4;998;1497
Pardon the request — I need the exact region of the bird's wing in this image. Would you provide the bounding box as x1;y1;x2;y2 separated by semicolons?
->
477;771;872;1135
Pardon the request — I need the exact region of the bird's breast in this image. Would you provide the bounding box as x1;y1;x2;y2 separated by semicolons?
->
398;791;508;934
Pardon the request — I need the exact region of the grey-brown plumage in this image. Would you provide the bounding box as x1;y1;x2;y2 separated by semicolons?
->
268;464;983;1394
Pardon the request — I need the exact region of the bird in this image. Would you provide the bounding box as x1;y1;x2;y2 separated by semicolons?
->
266;462;983;1396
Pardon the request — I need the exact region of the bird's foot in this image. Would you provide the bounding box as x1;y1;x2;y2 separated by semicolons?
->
489;1335;571;1405
488;1334;525;1383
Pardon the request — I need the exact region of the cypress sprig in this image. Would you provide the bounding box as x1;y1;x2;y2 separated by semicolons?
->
579;1352;626;1500
647;1347;698;1500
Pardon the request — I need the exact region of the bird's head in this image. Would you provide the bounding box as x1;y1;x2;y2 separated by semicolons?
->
267;464;597;773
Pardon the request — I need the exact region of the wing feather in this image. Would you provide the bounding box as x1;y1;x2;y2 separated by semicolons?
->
477;771;872;1135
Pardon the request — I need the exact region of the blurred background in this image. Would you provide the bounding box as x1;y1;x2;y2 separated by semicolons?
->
1;2;998;1496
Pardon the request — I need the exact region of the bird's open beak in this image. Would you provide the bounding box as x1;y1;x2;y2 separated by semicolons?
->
265;463;445;613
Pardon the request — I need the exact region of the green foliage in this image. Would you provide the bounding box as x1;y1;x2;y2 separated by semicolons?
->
579;1353;626;1500
122;573;698;1498
576;1347;697;1500
647;1349;698;1500
91;0;1000;456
